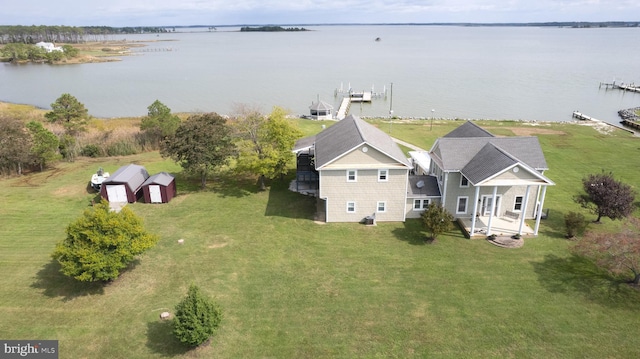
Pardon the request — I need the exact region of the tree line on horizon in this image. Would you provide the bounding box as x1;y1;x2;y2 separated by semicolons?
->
0;25;169;44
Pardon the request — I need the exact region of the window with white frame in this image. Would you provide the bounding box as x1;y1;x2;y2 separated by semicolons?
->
514;196;523;211
378;169;388;182
460;175;469;187
377;201;386;212
456;196;468;214
346;201;356;213
413;199;430;211
347;170;357;182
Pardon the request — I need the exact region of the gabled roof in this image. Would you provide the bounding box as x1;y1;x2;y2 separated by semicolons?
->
314;115;411;169
309;100;333;111
461;143;519;184
142;172;175;187
443;121;494;138
430;137;548;172
102;164;150;192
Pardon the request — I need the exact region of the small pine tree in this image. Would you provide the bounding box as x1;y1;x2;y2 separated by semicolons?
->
173;285;223;347
420;202;454;241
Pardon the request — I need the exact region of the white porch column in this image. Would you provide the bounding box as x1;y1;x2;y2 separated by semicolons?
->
518;185;531;235
470;186;480;236
534;185;547;235
486;186;498;235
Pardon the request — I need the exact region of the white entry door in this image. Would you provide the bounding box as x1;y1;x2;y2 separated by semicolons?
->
149;185;162;203
106;185;128;203
481;195;501;216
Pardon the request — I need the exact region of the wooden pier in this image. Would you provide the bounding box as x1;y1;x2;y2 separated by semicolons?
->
572;111;635;134
336;97;351;120
599;81;640;93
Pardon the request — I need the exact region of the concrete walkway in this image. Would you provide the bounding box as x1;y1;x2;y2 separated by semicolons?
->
392;137;427;152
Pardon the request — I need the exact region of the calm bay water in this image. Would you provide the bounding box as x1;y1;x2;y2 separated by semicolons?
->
1;25;639;125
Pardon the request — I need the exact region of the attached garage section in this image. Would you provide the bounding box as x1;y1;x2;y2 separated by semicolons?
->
141;172;176;204
100;164;150;203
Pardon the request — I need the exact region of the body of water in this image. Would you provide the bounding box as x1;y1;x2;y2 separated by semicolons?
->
1;25;639;125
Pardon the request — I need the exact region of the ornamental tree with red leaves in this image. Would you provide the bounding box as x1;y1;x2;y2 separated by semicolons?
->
575;171;635;223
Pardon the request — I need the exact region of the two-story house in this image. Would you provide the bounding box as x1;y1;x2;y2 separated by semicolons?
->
293;114;411;222
293;118;553;237
422;121;554;236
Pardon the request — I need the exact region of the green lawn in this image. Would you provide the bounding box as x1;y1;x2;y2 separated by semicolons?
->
1;120;639;358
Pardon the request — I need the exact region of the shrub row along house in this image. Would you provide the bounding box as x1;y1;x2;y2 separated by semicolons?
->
100;164;176;204
292;115;554;237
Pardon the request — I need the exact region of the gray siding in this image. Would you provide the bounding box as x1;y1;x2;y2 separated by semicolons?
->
320;168;408;222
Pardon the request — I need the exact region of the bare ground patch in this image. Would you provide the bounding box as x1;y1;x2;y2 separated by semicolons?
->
485;125;567;136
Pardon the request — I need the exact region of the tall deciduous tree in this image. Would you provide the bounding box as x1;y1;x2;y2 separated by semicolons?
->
420;202;454;241
575;171;635;222
52;200;158;282
140;100;180;149
573;217;640;285
161;112;235;189
26;121;60;171
45;93;89;136
0;116;32;175
173;284;223;347
232;106;303;190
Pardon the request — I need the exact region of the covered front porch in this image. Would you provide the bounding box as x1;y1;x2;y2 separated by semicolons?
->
458;215;535;238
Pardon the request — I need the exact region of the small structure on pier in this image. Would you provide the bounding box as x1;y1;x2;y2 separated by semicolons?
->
308;100;334;120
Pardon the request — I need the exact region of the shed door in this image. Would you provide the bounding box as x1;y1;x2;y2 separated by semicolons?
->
106;185;128;203
149;185;162;203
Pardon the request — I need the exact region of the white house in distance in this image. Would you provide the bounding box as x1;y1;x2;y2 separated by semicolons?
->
35;42;63;52
292;117;554;237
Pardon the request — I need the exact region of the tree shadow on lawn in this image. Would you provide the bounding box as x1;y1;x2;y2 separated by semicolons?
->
391;219;468;245
31;260;104;301
146;320;190;357
531;254;640;311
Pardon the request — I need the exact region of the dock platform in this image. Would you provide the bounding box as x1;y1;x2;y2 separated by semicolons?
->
572;111;635;134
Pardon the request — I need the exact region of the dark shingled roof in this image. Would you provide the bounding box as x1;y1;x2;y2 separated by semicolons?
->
407;175;441;197
430;137;548;172
314;114;410;169
461;143;518;184
443;121;494;138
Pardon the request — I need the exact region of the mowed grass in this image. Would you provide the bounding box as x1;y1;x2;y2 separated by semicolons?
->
1;120;640;358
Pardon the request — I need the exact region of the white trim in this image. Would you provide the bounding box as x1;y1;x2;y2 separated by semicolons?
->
377;201;386;213
347;169;357;182
460;175;469;188
346;201;356;213
413;199;430;211
378;169;389;182
456;196;469;214
481;194;502;216
513;195;524;212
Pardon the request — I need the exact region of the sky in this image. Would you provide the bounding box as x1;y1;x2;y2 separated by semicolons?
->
2;1;638;27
